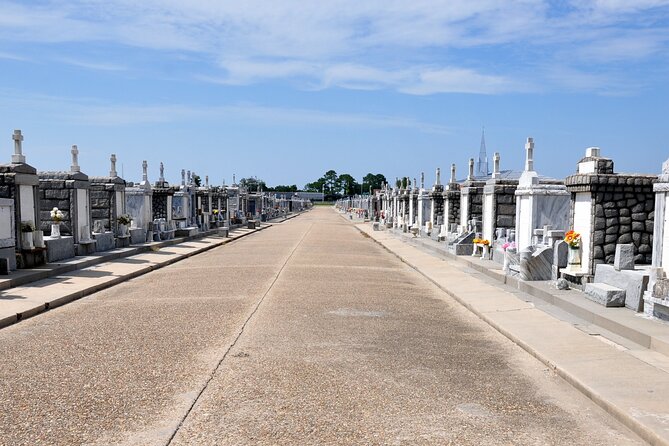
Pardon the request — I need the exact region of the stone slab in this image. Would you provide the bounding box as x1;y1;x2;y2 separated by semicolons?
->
614;244;635;271
116;235;131;248
93;232;115;252
584;282;626;307
175;227;198;237
75;240;97;257
0;246;16;271
129;228;146;245
44;236;75;263
594;264;649;312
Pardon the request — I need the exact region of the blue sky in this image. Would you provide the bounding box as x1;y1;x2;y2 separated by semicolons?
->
0;0;668;188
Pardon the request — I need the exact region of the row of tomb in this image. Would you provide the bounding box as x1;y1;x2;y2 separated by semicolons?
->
0;130;310;272
339;139;669;322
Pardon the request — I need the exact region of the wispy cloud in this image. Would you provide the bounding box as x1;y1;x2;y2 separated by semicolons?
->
0;1;667;95
0;89;450;133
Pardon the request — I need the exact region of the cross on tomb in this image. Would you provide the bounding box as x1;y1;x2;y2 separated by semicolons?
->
468;158;474;180
181;169;186;186
493;152;500;179
450;164;456;183
525;137;535;172
11;129;25;164
205;175;209;187
71;145;80;172
142;160;148;183
110;154;117;177
420;172;425;189
435;167;441;186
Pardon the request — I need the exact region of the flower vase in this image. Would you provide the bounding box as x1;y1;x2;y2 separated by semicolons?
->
118;224;128;237
481;245;490;260
503;251;510;273
51;223;61;238
472;244;479;257
21;232;34;250
568;246;581;269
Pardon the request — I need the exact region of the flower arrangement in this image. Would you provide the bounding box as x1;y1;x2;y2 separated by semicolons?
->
117;214;132;226
213;209;219;214
20;220;35;233
473;238;490;246
502;241;516;251
50;207;64;223
564;230;581;249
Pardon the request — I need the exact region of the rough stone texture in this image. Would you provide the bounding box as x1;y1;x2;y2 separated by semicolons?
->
592;264;649;312
443;185;461;228
584;282;626;307
566;172;655;276
152;187;174;220
90;176;125;234
429;185;444;225
44;235;75;262
92;232;115;252
460;180;485;225
614;244;635;271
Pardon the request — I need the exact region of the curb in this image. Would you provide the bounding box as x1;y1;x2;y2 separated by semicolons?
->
353;222;668;446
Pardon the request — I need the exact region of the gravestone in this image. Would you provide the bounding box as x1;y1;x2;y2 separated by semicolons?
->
482;152;519;244
614;244;635;271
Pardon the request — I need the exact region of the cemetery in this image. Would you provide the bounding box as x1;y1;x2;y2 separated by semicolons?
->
338;135;669;325
0;129;312;277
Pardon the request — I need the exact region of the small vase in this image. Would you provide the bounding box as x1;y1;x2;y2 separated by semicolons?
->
481;245;490;260
118;224;128;237
503;251;510;273
51;223;61;238
568;246;581;269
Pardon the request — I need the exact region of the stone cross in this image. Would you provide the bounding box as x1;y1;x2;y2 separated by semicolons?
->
110;154;117;177
468;158;474;180
420;172;425;189
233;174;236;185
11;129;25;164
187;170;192;185
181;169;186;186
450;164;456;183
493;152;500;179
71;145;80;172
525;137;535;172
142;160;148;183
435;168;441;186
159;162;165;182
413;178;417;190
205;175;209;187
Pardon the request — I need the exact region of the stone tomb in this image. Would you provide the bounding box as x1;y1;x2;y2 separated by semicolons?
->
151;163;176;241
429;168;445;236
562;147;655;283
195;176;212;231
644;158;669;320
515;137;570;253
416;173;430;235
89;154;126;252
125;161;153;244
442;164;461;235
38;145;92;258
173;170;198;236
459;159;486;233
481;153;518;245
0;198;15;271
0;130;45;269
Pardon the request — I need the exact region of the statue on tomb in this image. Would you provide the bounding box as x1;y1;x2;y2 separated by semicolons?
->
159;162;165;182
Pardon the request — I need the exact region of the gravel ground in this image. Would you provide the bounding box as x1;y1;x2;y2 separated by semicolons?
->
0;208;643;445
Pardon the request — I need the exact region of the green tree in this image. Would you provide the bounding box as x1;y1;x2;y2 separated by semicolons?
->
239;177;266;192
338;173;361;196
362;173;387;192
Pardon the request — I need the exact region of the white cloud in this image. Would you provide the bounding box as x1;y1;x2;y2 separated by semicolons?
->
0;0;667;94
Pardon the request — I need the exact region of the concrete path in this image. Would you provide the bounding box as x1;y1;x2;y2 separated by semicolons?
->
0;208;646;445
357;219;669;446
0;226;263;329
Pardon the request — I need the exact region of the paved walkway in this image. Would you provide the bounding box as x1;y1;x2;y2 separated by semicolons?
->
0;208;648;445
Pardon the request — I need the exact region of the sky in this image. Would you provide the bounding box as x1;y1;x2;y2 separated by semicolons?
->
0;0;668;188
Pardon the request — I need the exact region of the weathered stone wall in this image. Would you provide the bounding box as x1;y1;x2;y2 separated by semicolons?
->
490;182;518;229
430;185;444;224
444;186;460;227
89;178;124;231
461;182;485;224
152;188;172;220
566;174;655;271
38;179;74;236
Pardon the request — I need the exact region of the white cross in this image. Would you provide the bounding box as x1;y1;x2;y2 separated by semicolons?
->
142;160;148;182
11;129;25;164
110;154;117;177
525;137;535;172
71;145;80;172
450;164;456;183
